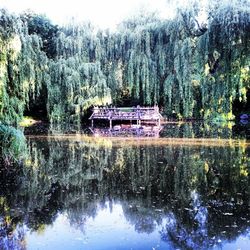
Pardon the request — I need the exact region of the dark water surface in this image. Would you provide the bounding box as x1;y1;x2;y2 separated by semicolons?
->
1;123;250;249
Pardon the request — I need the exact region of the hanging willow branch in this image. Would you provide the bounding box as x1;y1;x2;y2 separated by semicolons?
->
0;1;249;124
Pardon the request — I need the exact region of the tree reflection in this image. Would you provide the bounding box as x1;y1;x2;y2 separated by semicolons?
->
0;224;26;250
0;136;249;249
160;191;210;249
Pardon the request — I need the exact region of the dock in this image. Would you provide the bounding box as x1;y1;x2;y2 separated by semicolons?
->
89;106;163;128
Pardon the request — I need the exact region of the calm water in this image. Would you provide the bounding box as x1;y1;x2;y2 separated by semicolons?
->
1;123;250;250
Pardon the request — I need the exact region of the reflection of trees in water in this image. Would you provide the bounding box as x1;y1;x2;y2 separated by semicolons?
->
0;156;27;250
0;137;249;249
160;191;210;249
161;122;234;139
0;223;26;250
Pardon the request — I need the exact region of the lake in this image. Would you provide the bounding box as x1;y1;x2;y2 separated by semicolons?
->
0;122;250;249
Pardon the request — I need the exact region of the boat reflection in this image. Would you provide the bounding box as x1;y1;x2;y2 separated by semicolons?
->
89;124;163;137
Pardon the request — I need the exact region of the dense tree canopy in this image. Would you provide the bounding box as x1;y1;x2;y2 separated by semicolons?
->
0;0;249;125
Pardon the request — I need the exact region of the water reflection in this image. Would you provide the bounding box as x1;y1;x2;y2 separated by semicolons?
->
23;120;250;140
0;135;250;249
89;125;163;137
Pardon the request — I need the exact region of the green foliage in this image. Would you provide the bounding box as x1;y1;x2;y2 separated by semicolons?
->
0;9;49;125
0;1;249;124
20;11;58;58
0;124;27;164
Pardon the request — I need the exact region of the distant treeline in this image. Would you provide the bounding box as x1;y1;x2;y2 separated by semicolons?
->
0;0;249;125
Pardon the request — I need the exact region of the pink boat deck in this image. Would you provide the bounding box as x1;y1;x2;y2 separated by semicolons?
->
89;106;162;128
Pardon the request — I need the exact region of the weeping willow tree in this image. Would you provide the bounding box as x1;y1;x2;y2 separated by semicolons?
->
113;1;250;120
47;23;112;123
0;0;249;124
196;0;250;120
0;9;49;125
